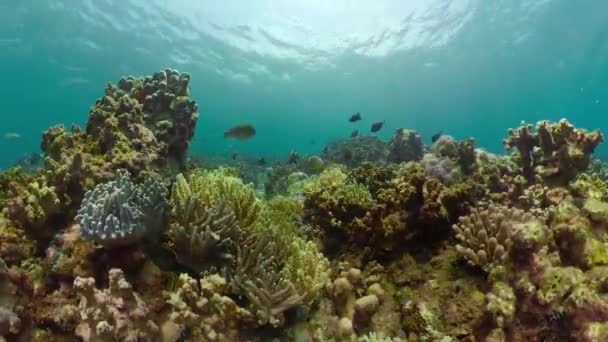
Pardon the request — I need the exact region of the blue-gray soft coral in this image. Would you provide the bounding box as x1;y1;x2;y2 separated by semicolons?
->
75;169;168;246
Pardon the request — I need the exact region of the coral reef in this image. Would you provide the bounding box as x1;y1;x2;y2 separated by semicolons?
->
73;268;159;341
504;119;603;185
5;67;608;341
322;136;389;167
386;129;424;163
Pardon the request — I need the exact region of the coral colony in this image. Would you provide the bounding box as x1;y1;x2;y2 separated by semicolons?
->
3;69;608;341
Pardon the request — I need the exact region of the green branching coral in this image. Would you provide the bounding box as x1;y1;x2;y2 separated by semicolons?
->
289;166;349;196
4;179;62;238
281;238;330;307
179;169;262;230
169;173;239;273
170;169;329;325
233;232;305;327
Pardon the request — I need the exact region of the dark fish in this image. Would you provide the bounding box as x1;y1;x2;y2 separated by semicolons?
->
431;131;443;143
231;153;239;160
256;158;266;166
224;124;256;140
349;112;362;122
287;150;298;164
370;121;384;133
351;130;359;138
310;139;316;145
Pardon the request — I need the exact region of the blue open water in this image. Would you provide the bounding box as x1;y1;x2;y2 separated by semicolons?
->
1;0;608;168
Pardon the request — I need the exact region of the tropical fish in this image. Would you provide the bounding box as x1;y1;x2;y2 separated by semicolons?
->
231;153;239;160
351;130;359;138
256;158;266;166
287;150;298;164
349;112;362;122
224;124;256;140
431;131;443;143
370;121;384;133
302;155;326;171
3;132;21;140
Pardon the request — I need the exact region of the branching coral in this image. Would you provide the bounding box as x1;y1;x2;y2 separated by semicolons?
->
504;119;603;185
453;205;541;272
3;178;61;238
171;196;238;274
73;268;159;341
177;169;262;230
233;232;305;327
75;169;168;246
281;238;330;306
163;273;256;341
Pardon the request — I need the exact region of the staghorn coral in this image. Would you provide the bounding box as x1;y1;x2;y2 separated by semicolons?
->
73;268;159;341
504;119;603;185
386;129;424;164
75;169;168;246
453;205;542;272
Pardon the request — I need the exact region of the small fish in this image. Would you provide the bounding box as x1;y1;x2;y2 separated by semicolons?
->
349;112;362;122
351;130;359;138
431;131;443;143
370;121;384;133
302;155;326;172
224;124;256;140
256;158;266;166
4;132;21;140
231;153;239;160
287;150;298;164
310;139;316;145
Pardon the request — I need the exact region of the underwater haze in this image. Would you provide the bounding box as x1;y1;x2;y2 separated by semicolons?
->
1;0;608;168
